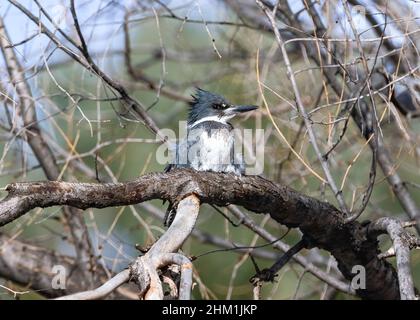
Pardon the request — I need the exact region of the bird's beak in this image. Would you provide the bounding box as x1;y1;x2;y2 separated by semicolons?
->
227;105;259;114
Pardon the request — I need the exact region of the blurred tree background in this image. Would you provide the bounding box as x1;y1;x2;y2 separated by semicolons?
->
0;0;419;300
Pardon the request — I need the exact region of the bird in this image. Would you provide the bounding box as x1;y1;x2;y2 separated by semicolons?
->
163;88;258;226
391;78;420;118
374;70;420;118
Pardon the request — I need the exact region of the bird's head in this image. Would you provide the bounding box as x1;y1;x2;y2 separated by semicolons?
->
188;88;258;126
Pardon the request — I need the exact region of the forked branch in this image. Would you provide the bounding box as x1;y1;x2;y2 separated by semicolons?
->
0;169;416;299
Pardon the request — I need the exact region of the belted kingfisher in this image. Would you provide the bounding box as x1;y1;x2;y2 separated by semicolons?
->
164;88;258;226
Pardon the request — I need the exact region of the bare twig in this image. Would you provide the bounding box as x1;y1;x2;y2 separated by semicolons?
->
0;16;96;285
8;0;163;139
55;270;130;300
251;238;307;283
368;218;418;300
256;0;349;214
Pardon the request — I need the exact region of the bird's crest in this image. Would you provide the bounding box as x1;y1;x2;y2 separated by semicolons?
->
187;88;230;125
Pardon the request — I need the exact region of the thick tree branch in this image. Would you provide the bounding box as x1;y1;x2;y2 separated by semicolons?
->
0;168;412;299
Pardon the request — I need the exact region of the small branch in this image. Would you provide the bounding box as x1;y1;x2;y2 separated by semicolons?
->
252;281;262;300
227;205;354;295
0;232;132;298
130;195;199;300
55;270;130;300
369;218;418;300
251;238;307;283
8;0;163;139
299;0;420;233
0;15;96;284
123;11;190;103
69;0;89;55
54;195;199;300
160;253;193;300
256;0;349;214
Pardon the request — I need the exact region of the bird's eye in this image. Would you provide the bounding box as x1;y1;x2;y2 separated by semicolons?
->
213;103;228;110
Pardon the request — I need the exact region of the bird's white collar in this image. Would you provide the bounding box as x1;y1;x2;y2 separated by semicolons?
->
188;115;234;128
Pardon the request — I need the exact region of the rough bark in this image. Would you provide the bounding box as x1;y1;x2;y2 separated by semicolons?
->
0;169;404;299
